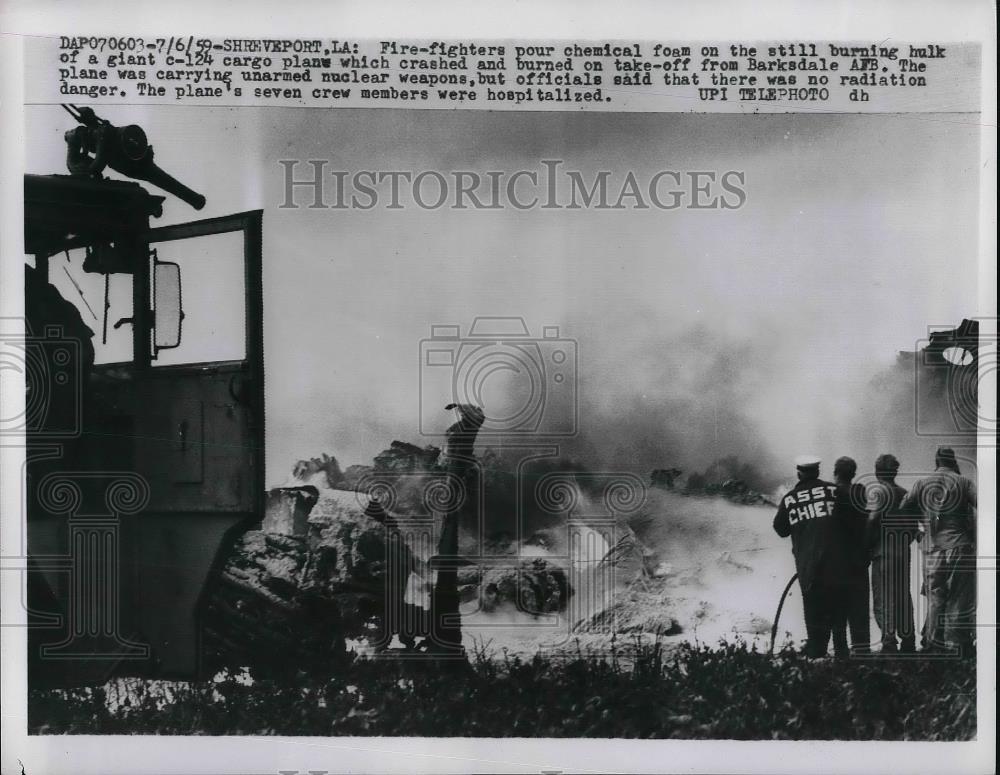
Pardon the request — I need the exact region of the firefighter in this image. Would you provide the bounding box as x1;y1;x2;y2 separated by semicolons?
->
24;263;95;449
773;456;852;658
365;496;424;650
866;453;917;654
901;447;977;656
429;403;485;654
832;456;871;655
24;263;96;507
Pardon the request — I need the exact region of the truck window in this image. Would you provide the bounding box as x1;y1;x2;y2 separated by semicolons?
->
46;250;134;365
151;230;246;366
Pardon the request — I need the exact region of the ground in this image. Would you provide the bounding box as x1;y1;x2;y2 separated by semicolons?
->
29;640;976;739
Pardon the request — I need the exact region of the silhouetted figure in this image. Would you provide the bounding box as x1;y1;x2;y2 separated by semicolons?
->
366;498;428;649
832;456;871;655
429;403;484;655
902;447;977;656
24;263;95;457
866;454;917;653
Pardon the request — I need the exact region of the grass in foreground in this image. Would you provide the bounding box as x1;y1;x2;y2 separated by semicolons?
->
29;640;976;739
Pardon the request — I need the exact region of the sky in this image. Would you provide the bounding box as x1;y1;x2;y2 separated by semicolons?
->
25;106;981;485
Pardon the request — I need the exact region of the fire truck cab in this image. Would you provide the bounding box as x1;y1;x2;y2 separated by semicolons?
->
23;120;265;685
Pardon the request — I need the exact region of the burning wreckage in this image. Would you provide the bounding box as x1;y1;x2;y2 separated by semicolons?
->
203;414;790;671
204;411;582;670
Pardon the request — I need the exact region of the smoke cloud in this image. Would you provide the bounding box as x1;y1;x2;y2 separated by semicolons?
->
249;110;978;489
25;107;976;487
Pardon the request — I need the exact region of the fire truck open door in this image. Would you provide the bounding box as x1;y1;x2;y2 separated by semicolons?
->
127;210;265;677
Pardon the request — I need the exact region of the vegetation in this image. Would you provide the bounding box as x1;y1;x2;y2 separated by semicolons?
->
29;640;975;739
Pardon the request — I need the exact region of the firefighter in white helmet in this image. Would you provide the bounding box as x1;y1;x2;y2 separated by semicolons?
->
773;456;852;658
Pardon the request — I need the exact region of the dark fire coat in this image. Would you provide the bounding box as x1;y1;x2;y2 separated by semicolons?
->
773;477;851;591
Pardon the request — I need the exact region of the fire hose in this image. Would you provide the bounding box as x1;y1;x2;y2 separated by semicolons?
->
768;572;798;655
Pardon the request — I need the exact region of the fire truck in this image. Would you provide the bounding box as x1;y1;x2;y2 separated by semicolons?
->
24;106;265;684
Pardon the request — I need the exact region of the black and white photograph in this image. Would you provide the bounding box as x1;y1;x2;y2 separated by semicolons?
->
1;3;996;774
